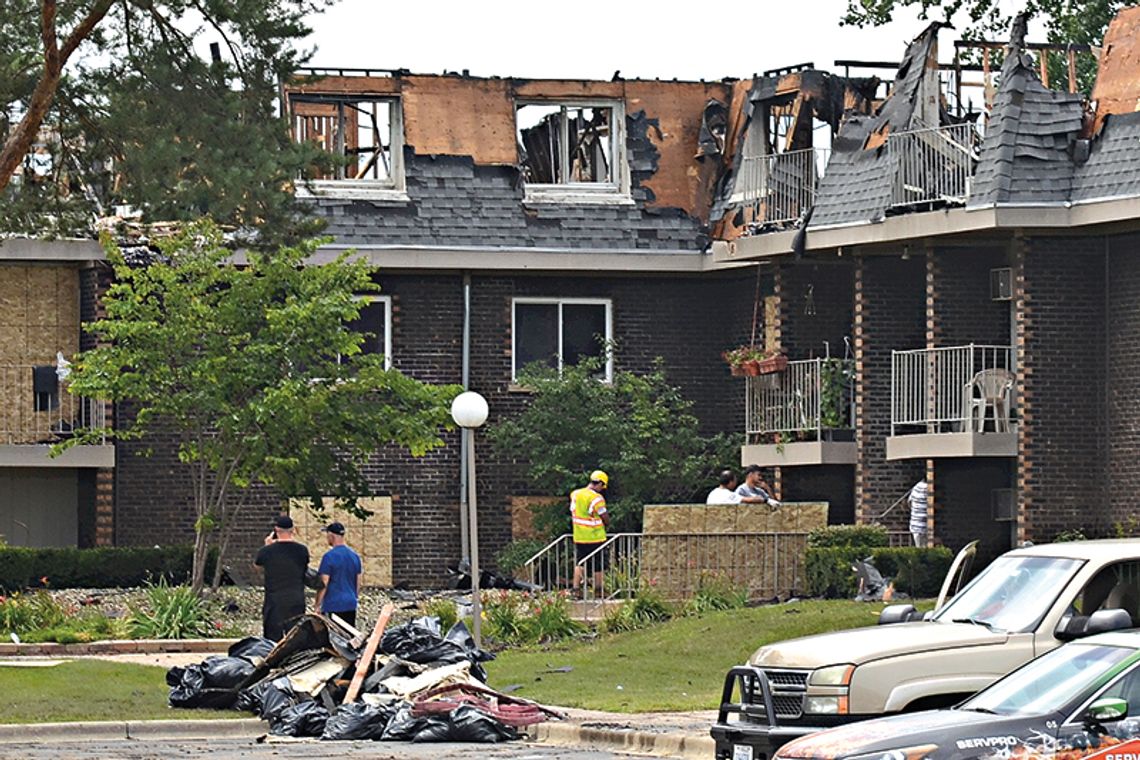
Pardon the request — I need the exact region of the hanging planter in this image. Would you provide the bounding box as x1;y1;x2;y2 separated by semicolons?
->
723;346;785;377
757;354;789;375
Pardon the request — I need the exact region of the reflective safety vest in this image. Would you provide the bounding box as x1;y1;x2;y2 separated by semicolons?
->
570;487;607;544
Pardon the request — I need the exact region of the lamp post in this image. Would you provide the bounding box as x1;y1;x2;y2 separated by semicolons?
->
450;390;488;647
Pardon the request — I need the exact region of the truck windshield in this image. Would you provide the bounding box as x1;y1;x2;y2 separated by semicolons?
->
932;555;1083;633
959;643;1132;716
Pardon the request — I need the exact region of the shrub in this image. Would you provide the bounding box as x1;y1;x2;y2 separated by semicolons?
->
0;546;217;591
494;539;547;576
600;585;674;634
0;591;68;634
525;592;583;643
807;525;889;549
481;590;584;646
127;580;212;639
805;546;954;599
421;596;459;634
683;571;749;615
483;590;527;646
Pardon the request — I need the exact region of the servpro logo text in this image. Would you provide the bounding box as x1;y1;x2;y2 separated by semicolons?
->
956;736;1018;750
1090;738;1140;760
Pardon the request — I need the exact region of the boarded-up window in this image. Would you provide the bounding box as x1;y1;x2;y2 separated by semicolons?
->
289;497;393;588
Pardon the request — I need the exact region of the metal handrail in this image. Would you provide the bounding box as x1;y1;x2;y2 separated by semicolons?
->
0;364;106;446
746;358;854;440
891;344;1015;435
732;147;829;224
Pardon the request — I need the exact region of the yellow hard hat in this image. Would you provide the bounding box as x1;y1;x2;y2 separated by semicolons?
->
590;470;609;487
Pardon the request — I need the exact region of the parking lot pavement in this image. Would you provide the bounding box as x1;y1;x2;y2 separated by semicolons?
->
0;738;654;760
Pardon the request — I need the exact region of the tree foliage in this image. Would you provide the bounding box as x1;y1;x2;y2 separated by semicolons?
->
843;0;1120;94
60;221;461;593
1;0;334;244
489;354;739;538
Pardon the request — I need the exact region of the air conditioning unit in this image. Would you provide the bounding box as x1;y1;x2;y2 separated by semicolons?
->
992;488;1016;521
990;268;1012;301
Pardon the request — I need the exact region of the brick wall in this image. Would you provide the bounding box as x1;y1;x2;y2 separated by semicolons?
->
853;254;926;529
779;465;855;524
1107;234;1140;530
776;259;855;361
1017;236;1107;542
929;246;1011;347
113;270;754;587
79;265;114;546
931;458;1014;562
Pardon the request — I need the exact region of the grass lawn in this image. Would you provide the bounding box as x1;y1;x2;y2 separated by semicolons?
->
488;599;922;713
0;660;244;724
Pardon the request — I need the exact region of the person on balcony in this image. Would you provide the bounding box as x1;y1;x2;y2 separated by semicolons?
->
736;465;781;507
570;470;610;598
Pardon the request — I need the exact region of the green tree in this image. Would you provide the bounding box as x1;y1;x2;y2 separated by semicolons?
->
842;0;1119;94
60;220;461;594
1;0;333;243
489;353;739;538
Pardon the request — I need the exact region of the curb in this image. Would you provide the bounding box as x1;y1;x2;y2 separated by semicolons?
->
0;639;240;657
0;719;265;743
528;720;714;759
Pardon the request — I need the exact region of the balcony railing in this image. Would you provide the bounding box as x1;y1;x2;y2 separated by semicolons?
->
733;148;829;225
891;345;1014;436
746;358;854;441
0;365;106;446
888;122;979;208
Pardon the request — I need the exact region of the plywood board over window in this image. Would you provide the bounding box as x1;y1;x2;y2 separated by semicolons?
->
288;497;393;588
509;496;562;540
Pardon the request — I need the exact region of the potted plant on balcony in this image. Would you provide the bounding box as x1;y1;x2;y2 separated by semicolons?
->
757;350;789;375
722;346;764;376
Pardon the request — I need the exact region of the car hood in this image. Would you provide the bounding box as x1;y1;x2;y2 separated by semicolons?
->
775;709;1034;759
749;621;1007;668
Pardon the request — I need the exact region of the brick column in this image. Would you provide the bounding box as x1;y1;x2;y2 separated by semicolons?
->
853;253;925;529
94;468;115;546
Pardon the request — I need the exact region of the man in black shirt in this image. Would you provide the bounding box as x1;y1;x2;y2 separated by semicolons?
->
254;515;309;640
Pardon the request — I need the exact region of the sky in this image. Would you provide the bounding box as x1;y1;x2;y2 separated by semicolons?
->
300;0;1027;83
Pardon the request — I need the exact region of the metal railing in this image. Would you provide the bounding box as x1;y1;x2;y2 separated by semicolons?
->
522;531;810;603
745;358;854;442
888;122;978;208
733;148;828;225
0;365;106;445
891;344;1015;435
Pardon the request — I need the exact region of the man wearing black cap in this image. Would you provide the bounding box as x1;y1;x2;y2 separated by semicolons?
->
253;515;310;640
313;521;362;628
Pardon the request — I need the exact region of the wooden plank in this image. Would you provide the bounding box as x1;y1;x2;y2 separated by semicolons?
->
342;602;395;704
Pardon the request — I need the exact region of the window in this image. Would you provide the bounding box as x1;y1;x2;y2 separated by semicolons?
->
512;298;611;382
289;94;405;199
342;296;391;369
516;101;628;203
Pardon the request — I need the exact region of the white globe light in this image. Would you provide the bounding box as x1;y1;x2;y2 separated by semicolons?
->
451;391;489;428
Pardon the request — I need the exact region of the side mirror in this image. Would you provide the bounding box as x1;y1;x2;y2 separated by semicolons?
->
879;604;920;625
1086;697;1128;724
1086;609;1133;636
1055;615;1090;642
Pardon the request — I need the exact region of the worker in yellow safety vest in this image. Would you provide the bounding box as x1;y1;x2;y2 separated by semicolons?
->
570;470;610;597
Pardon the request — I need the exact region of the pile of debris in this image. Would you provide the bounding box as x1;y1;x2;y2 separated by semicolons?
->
166;605;562;742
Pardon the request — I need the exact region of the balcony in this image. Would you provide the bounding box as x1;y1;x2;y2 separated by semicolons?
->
0;365;113;468
732;148;828;227
888;122;978;210
740;358;856;467
886;344;1016;460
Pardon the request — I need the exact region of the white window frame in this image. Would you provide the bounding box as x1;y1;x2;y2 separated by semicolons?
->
340;295;392;369
515;99;631;206
291;94;408;202
511;297;613;383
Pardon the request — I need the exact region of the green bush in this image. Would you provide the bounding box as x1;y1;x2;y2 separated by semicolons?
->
0;546;216;591
481;590;585;647
805;546;953;599
599;585;674;634
127;580;212;639
683;571;749;616
0;591;68;634
494;539;547;576
421;596;459;633
807;525;889;549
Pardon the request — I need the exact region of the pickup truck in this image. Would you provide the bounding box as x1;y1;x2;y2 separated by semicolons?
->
711;539;1140;760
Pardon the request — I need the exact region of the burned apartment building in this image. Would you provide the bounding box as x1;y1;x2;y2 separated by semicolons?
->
9;7;1140;583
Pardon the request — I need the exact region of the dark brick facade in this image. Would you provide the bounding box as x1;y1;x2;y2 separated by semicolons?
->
1106;235;1140;531
929;246;1012;348
1017;235;1108;542
854;254;925;530
78;264;114;547
931;458;1014;562
780;465;856;524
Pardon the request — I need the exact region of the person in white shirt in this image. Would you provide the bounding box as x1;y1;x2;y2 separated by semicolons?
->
909;480;929;547
736;464;782;507
707;470;743;504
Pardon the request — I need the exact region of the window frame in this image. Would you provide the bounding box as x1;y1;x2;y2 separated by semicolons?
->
511;297;613;383
340;294;392;370
515;99;631;205
289;93;408;202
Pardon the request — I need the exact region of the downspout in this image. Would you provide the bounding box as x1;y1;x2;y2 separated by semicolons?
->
1104;236;1111;526
459;273;471;560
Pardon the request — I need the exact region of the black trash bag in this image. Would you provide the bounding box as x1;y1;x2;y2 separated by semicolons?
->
258;677;300;721
321;701;396;741
412;704;520;743
167;663;241;710
447;559;539;592
380;702;436;741
200;656;255;689
228;636;275;662
327;629;360;663
235;676;274;714
380;618;494;681
270;700;330;737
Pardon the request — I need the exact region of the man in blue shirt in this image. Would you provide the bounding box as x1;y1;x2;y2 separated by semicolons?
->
313;522;362;628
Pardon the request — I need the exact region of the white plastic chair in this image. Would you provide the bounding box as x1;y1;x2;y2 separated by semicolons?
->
963;368;1014;432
